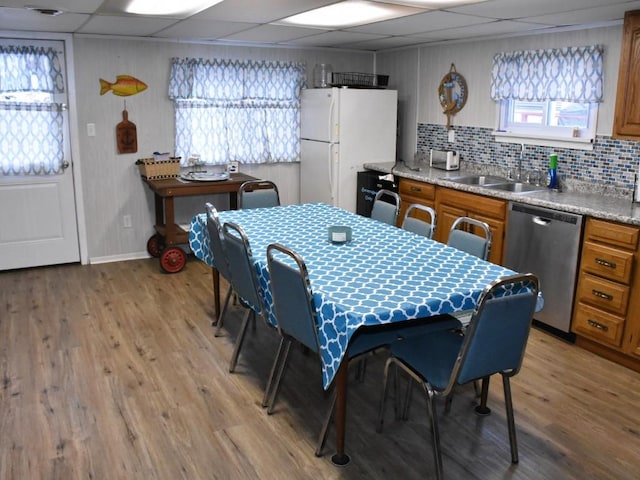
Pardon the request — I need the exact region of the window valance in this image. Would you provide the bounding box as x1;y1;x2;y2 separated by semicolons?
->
490;45;603;103
168;57;305;104
0;45;65;94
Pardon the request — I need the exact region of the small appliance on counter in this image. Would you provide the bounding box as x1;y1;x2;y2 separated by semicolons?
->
429;149;459;171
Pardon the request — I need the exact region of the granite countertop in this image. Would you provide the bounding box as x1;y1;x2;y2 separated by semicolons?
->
364;161;640;227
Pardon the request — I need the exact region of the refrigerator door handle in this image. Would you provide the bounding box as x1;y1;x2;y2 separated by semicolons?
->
329;146;336;201
329;97;337;142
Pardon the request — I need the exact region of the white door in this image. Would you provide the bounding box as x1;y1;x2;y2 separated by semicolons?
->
0;38;79;270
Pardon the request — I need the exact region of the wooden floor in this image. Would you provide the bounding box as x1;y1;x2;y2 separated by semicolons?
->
2;258;640;479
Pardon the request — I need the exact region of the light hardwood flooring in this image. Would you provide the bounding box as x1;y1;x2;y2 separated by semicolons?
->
2;258;640;479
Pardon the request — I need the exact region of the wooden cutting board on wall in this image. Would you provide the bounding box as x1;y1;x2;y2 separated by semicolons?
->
117;109;137;154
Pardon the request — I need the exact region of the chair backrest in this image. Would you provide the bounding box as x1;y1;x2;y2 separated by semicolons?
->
401;203;436;238
221;222;263;314
205;202;232;281
370;189;401;226
451;273;539;387
238;180;280;209
447;216;492;260
267;243;321;353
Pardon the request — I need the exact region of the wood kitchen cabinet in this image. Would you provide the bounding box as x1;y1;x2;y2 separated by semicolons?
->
434;187;506;265
572;218;640;372
613;10;640;139
397;178;436;226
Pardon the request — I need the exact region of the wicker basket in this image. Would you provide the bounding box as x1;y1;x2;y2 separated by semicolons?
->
136;157;181;179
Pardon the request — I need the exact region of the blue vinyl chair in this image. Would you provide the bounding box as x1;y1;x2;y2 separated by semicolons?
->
377;273;540;480
264;242;461;456
370;189;401;226
400;215;494;418
238;180;280;209
221;221;270;374
447;216;492;261
205;203;234;332
401;203;436;238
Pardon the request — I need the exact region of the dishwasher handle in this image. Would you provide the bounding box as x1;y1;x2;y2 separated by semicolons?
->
533;216;551;226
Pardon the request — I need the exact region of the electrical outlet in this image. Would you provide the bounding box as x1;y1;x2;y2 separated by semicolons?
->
448;129;455;142
87;123;96;137
123;214;132;228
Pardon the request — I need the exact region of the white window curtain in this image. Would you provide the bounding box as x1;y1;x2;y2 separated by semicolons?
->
0;45;66;175
169;58;305;165
490;45;604;103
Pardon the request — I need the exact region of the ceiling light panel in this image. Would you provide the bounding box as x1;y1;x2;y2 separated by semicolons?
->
371;0;487;6
278;0;426;29
126;0;223;16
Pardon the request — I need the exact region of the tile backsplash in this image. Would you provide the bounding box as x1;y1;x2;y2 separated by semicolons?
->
417;123;640;197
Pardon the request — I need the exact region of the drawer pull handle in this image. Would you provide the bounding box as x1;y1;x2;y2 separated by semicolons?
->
591;289;613;301
595;257;616;269
410;186;422;193
587;319;609;332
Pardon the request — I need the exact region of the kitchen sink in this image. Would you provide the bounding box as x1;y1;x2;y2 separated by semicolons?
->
444;174;509;186
486;182;547;194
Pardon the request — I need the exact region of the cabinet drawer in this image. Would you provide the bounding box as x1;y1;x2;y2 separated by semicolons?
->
577;273;630;316
437;187;506;220
399;179;435;200
585;218;639;250
573;302;625;347
581;241;634;284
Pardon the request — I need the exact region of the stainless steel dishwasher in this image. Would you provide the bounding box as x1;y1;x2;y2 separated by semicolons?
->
504;202;584;334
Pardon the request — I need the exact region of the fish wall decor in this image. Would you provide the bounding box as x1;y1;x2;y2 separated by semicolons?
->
99;75;148;97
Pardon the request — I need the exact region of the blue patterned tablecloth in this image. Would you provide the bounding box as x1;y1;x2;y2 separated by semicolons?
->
189;203;517;389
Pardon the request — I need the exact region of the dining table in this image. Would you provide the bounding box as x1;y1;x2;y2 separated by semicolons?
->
188;202;520;465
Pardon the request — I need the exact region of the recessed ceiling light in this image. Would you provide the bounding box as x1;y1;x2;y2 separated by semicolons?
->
280;0;423;28
126;0;223;16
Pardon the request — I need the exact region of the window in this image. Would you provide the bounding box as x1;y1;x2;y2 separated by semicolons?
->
0;43;67;175
491;45;603;149
168;58;305;166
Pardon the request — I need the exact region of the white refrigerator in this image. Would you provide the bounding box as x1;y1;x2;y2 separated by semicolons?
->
300;88;398;213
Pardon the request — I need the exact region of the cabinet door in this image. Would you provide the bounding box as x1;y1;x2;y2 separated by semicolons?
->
614;10;640;139
473;212;505;265
435;203;466;244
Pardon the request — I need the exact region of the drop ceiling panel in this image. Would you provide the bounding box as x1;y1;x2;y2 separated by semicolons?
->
0;7;89;32
220;24;324;43
0;0;104;14
77;15;178;36
284;30;386;48
346;10;495;36
344;35;435;50
449;0;634;20
526;2;640;26
413;19;548;41
153;19;256;39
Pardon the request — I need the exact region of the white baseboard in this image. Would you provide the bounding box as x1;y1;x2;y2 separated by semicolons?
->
89;251;150;264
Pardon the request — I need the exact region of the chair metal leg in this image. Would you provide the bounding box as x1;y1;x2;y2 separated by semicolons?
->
212;286;233;329
376;357;395;433
502;374;519;464
262;337;288;407
424;385;444;480
315;390;337;457
266;339;293;414
474;376;491;416
402;377;414;420
228;309;252;373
